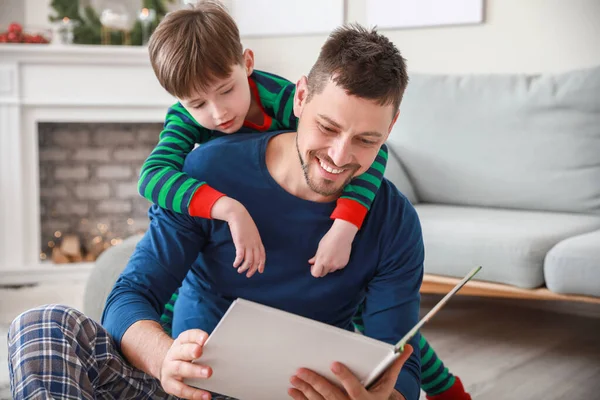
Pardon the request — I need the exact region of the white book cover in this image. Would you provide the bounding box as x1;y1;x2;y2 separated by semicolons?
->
185;299;395;400
184;266;481;400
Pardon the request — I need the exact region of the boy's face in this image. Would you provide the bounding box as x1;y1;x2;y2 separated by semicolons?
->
293;76;399;197
180;50;254;133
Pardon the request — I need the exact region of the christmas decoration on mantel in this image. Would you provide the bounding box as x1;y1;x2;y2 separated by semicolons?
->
48;0;176;46
0;23;51;44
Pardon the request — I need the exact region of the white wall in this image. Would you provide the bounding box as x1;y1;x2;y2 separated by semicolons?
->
348;0;600;75
0;0;26;27
14;0;600;80
23;0;52;28
0;0;53;28
248;0;600;79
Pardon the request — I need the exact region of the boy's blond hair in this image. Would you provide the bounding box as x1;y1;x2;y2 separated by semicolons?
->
148;0;244;99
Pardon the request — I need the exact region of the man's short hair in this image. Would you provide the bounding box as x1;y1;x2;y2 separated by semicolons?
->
307;24;408;111
148;0;244;99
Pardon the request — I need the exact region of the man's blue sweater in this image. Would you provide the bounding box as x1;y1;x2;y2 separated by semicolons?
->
102;131;424;400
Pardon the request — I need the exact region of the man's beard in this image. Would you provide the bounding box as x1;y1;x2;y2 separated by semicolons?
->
295;134;356;197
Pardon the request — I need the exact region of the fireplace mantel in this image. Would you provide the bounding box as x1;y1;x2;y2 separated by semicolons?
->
0;43;154;64
0;44;174;285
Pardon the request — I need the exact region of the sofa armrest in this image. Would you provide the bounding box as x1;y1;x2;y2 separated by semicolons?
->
83;234;144;322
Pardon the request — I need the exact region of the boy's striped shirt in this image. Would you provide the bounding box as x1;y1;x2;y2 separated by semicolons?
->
138;69;388;227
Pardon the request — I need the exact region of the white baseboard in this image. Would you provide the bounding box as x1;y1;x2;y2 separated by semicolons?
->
0;262;93;286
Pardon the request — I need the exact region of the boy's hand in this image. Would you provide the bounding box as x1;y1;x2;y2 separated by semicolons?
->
211;196;266;277
160;329;213;400
309;219;358;278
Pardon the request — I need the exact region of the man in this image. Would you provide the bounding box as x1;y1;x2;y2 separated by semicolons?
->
8;24;423;400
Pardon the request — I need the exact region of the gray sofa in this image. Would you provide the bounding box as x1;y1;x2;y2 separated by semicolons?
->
84;66;600;320
384;65;600;298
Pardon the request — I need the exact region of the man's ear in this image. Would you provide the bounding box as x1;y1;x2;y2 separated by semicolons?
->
243;49;255;76
293;76;309;118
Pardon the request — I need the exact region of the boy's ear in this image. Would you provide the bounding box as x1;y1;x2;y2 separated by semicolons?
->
293;76;309;118
243;49;255;76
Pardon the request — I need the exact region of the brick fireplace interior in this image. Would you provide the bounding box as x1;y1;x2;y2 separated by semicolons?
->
38;122;162;261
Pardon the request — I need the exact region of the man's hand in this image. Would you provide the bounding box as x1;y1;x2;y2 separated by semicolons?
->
160;329;213;400
211;196;266;277
309;219;358;278
288;345;412;400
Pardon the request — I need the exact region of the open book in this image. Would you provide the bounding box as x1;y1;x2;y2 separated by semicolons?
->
185;266;482;400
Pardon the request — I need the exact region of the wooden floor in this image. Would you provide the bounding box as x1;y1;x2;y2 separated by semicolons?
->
1;283;600;400
418;295;600;399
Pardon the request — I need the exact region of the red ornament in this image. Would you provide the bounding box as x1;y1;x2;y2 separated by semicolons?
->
7;31;20;43
8;22;23;34
0;22;49;44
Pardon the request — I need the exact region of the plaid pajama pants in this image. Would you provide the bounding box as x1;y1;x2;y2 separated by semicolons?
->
7;304;236;400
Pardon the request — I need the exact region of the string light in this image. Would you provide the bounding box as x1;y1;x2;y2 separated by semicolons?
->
43;214;146;263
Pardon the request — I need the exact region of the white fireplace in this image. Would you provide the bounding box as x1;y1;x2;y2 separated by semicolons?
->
0;44;174;285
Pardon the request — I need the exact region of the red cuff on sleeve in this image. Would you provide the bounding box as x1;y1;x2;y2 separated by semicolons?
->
188;185;226;219
330;198;368;229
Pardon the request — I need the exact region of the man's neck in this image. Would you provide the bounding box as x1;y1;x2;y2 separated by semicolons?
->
265;132;337;203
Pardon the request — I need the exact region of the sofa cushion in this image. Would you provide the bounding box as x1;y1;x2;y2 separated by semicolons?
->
544;230;600;298
388;66;600;215
414;204;600;288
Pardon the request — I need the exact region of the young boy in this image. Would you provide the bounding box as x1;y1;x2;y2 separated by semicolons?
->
141;1;471;399
141;5;379;280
